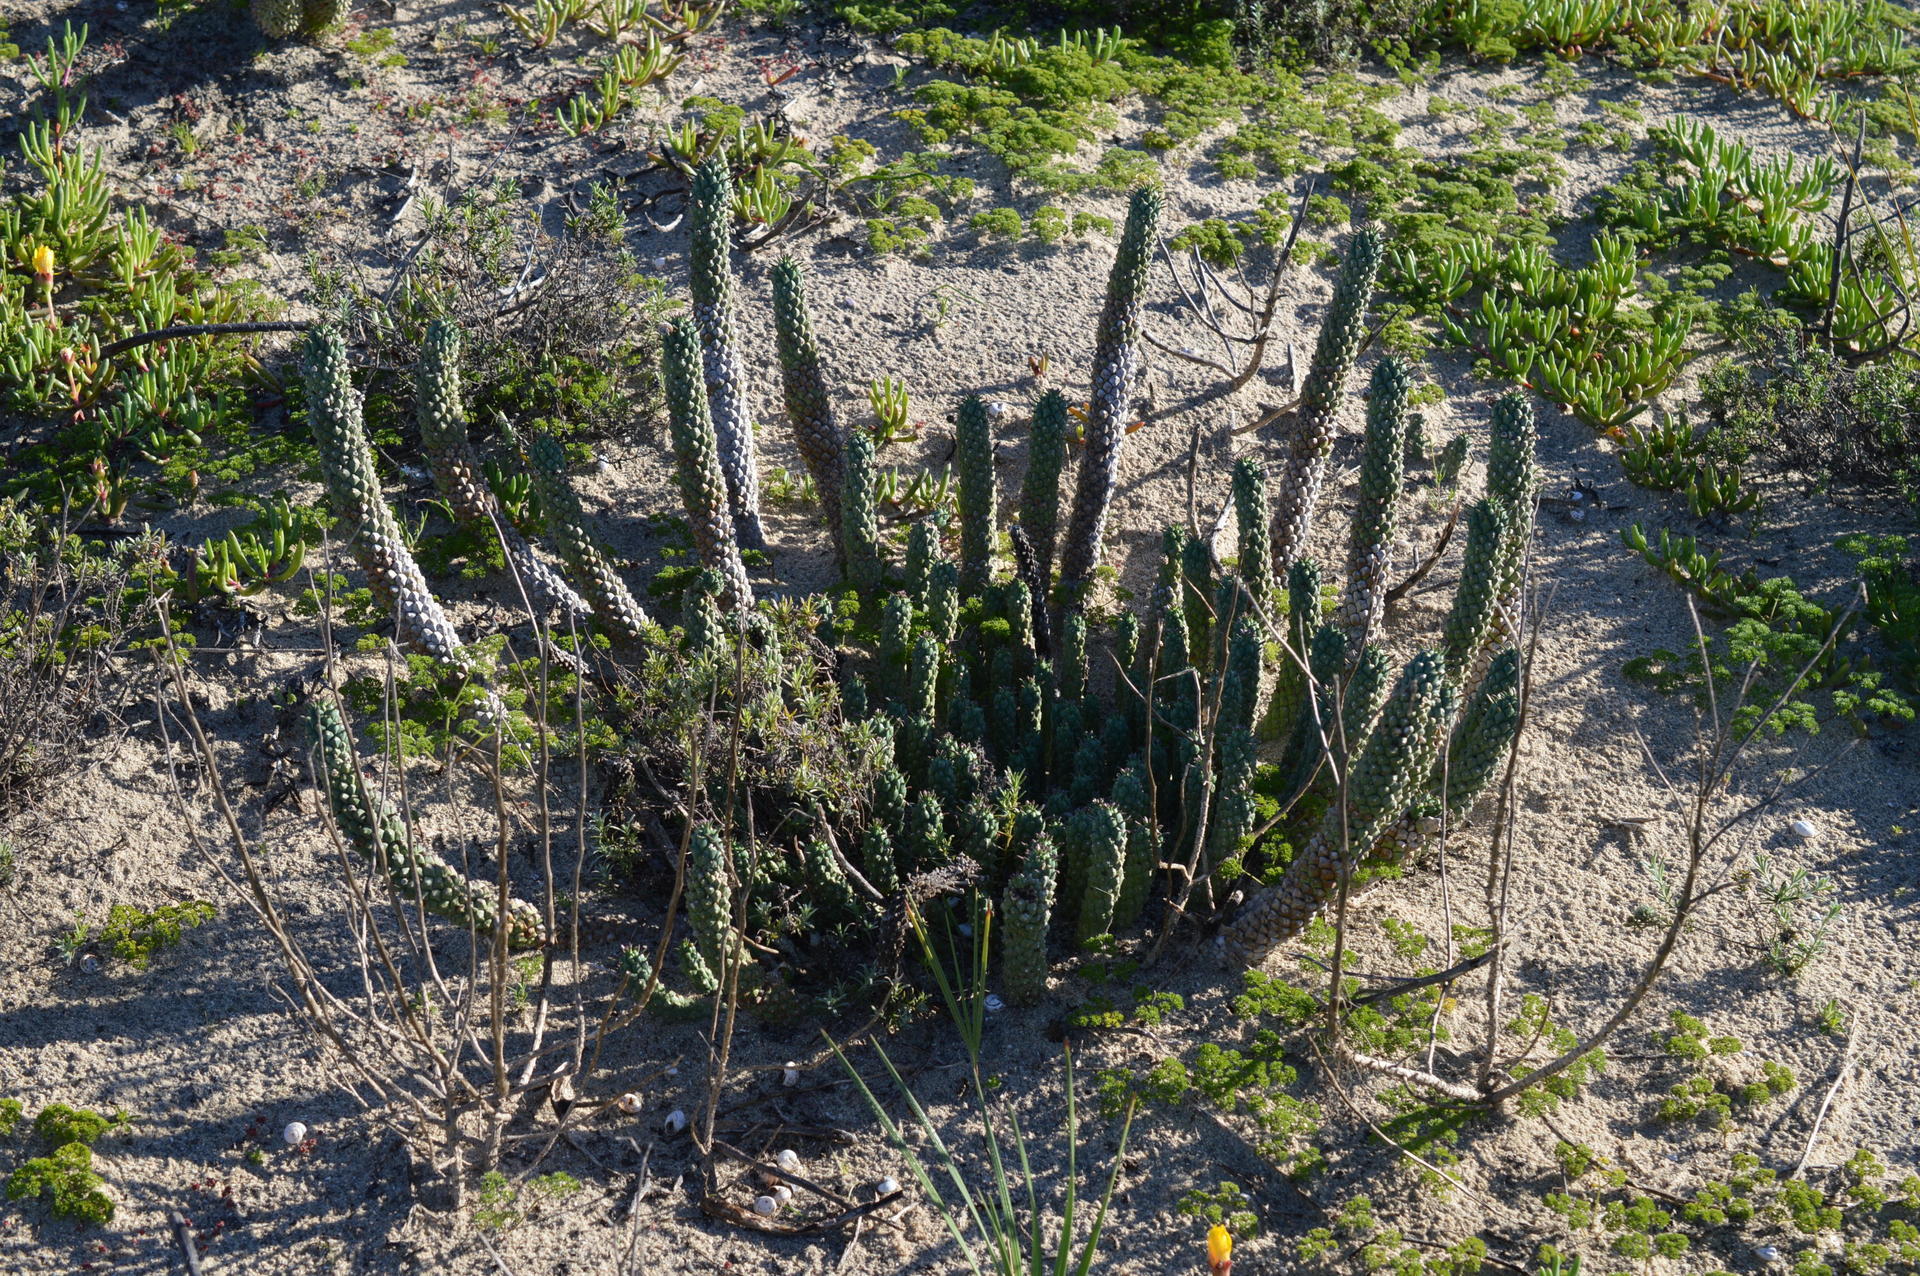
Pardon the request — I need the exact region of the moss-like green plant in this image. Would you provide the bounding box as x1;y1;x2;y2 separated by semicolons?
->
6;1142;113;1225
98;900;214;969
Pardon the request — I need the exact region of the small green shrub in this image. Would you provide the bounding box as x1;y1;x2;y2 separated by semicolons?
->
32;1104;125;1147
5;1142;113;1225
98;900;215;969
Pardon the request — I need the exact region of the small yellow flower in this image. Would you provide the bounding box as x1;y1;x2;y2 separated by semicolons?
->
1207;1224;1233;1274
31;243;55;284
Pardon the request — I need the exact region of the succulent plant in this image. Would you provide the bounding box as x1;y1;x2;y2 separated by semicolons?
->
905;521;937;605
1224;650;1454;969
842;428;883;593
415;321;591;626
662;315;754;612
770;255;845;561
685;823;735;977
1271;227;1383;577
251;0;303;36
305;330;501;721
1232;457;1275;611
689;156;766;551
999;814;1056;1005
1018;389;1070;586
521;429;654;645
1058;187;1162;603
955;394;998;599
1440;499;1511;686
1072;800;1127;944
1336;357;1411;653
307;696;542;950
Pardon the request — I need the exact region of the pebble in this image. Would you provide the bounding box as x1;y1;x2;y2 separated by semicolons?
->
282;1121;308;1146
1790;819;1818;840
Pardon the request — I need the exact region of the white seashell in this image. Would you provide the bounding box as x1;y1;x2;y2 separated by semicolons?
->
753;1194;779;1216
282;1121;308;1146
663;1109;688;1135
617;1092;644;1115
876;1176;901;1195
986;402;1008;418
984;994;1005;1013
782;1061;801;1087
652;256;669;269
1790;819;1818;840
595;459;612;474
1755;1245;1784;1264
665;1064;680;1077
775;1148;802;1174
773;1185;794;1205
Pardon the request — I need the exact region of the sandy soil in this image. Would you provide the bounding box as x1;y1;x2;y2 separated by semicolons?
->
0;1;1916;1272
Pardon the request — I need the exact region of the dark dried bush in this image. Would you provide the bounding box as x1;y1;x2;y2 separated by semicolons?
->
309;178;673;446
1701;324;1920;506
0;504;153;823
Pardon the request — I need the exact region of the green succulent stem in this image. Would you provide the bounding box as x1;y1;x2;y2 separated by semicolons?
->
1059;187;1162;605
307;695;542;949
662;315;755;611
1271;227;1383;577
415;320;591;625
771;255;846;562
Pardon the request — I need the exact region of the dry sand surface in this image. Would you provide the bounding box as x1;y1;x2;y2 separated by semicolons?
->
0;1;1915;1272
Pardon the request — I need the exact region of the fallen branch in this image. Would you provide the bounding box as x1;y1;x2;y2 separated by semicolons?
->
1789;1024;1860;1179
96;320;314;360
